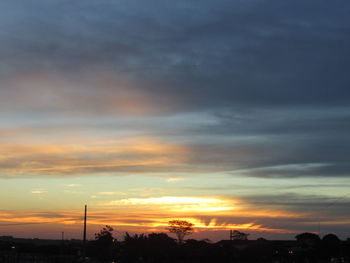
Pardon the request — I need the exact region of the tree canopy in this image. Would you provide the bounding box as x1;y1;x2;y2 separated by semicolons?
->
231;230;249;240
95;225;114;243
167;220;194;244
295;232;320;242
90;225;115;262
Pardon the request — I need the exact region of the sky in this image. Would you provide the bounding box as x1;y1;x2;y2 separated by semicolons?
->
0;0;350;241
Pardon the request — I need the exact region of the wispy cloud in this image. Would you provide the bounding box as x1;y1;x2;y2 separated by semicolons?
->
0;138;188;177
98;192;127;196
65;184;81;187
31;190;47;195
166;177;185;182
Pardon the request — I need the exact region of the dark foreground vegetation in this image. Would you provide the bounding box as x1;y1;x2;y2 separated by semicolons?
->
1;231;350;263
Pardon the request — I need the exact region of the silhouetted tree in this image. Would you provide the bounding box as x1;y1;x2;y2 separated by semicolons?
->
89;225;115;262
322;233;340;243
124;232;147;242
147;233;176;245
322;233;341;259
295;232;320;244
122;232;176;263
231;230;249;240
122;232;149;262
167;220;194;244
183;239;215;262
295;232;321;262
95;225;114;243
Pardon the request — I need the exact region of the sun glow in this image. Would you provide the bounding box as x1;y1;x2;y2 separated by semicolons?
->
0;208;296;236
106;196;235;213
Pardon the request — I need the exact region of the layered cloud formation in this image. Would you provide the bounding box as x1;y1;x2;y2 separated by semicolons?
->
0;0;349;239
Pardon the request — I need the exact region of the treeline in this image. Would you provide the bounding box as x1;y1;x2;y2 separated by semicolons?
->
1;230;350;263
88;230;350;263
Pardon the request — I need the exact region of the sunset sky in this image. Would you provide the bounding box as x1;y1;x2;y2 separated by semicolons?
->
1;0;350;241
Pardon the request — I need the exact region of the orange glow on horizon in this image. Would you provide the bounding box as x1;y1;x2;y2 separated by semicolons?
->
0;194;305;236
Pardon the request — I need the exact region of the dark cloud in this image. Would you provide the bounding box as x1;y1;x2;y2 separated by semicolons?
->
239;193;350;217
1;0;350;113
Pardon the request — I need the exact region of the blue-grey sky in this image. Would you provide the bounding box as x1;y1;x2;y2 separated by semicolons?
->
0;0;349;241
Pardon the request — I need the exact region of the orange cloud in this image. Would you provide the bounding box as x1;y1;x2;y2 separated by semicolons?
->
105;196;235;213
0;137;188;177
4;71;164;117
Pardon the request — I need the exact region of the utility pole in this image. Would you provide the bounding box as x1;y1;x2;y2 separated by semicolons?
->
61;231;64;256
83;205;87;262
